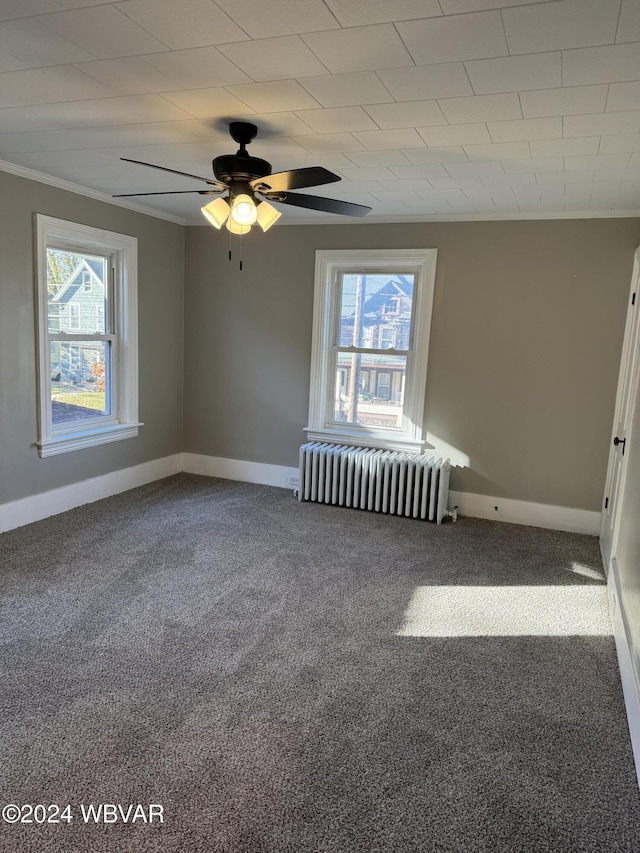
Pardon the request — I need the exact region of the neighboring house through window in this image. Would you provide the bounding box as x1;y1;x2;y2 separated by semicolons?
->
35;215;141;457
307;249;437;453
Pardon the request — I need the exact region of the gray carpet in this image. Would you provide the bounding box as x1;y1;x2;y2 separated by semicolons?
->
0;473;638;852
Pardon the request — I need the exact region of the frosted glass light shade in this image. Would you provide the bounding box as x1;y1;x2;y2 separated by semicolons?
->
201;197;230;228
256;200;282;232
226;218;251;235
230;193;258;226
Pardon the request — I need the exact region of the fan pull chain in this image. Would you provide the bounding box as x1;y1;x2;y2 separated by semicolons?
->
239;231;243;271
228;227;232;262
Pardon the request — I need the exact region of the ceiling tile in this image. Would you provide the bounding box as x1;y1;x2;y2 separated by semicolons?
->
370;190;420;202
244;112;316;137
594;165;640;181
298;72;392;108
0;66;114;107
617;0;640;44
388;164;450;179
364;101;447;130
607;82;640;113
530;137;600;157
0;17;94;67
376;179;435;192
428;176;484;189
599;134;640;154
225;80;320;112
502;157;563;173
325;0;440;26
418;123;491;146
378;64;473;102
438;93;521;124
535;170;594;184
402;147;468;164
158;87;254;118
564;111;640;138
115;0;248;49
295;106;377;133
0;121;202;153
339;166;396;181
564;153;631;171
520;85;608;118
440;0;557;11
142;48;252;89
0;0;64;19
37;6;168;59
215;0;339;38
292;133;365;153
352;128;425;151
300;24;413;74
219;36;328;82
0;56;32;72
481;174;536;188
445;161;506;177
563;43;640;87
346;150;411;167
488;116;562;143
502;0;619;54
465;53;561;95
396;11;508;65
463;141;530;161
74;57;184;95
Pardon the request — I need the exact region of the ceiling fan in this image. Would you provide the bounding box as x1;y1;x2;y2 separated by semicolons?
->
114;121;372;233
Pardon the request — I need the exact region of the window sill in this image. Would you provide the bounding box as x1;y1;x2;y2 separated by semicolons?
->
37;422;143;458
305;427;428;455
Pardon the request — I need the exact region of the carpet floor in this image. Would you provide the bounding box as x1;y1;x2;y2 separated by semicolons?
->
0;474;638;852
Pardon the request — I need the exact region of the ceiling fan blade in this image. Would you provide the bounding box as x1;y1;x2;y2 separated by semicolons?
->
267;191;371;217
113;189;225;198
120;158;227;189
251;167;340;193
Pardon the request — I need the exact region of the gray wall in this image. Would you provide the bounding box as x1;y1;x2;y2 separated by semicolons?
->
0;170;184;504
184;218;639;511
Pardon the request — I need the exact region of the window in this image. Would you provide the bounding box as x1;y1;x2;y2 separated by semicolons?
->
307;249;437;453
68;302;80;329
35;215;141;457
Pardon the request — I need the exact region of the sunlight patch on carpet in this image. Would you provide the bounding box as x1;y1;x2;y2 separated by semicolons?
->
396;585;612;637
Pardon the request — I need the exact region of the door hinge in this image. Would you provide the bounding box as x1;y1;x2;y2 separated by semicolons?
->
605;496;609;509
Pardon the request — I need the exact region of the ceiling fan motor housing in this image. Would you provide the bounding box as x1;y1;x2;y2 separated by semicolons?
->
213;154;272;185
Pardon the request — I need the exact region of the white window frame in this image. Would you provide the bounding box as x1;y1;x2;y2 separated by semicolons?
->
81;270;92;292
306;249;437;454
35;215;141;457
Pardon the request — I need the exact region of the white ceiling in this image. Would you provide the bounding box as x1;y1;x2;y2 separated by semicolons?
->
2;0;640;225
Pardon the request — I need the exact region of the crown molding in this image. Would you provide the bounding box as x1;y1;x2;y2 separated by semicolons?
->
0;159;187;226
186;209;640;226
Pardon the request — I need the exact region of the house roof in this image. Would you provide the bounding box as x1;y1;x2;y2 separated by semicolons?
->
51;258;104;303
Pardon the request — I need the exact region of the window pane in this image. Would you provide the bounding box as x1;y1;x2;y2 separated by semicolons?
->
51;341;110;424
47;249;107;333
338;273;413;350
334;351;406;428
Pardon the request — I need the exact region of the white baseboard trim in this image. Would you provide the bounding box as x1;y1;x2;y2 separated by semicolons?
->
607;556;640;786
0;452;600;538
449;490;600;536
182;452;298;489
0;454;182;533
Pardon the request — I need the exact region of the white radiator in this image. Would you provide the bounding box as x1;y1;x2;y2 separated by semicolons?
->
298;442;451;523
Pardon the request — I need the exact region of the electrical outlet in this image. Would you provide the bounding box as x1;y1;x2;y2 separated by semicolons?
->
288;475;300;488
